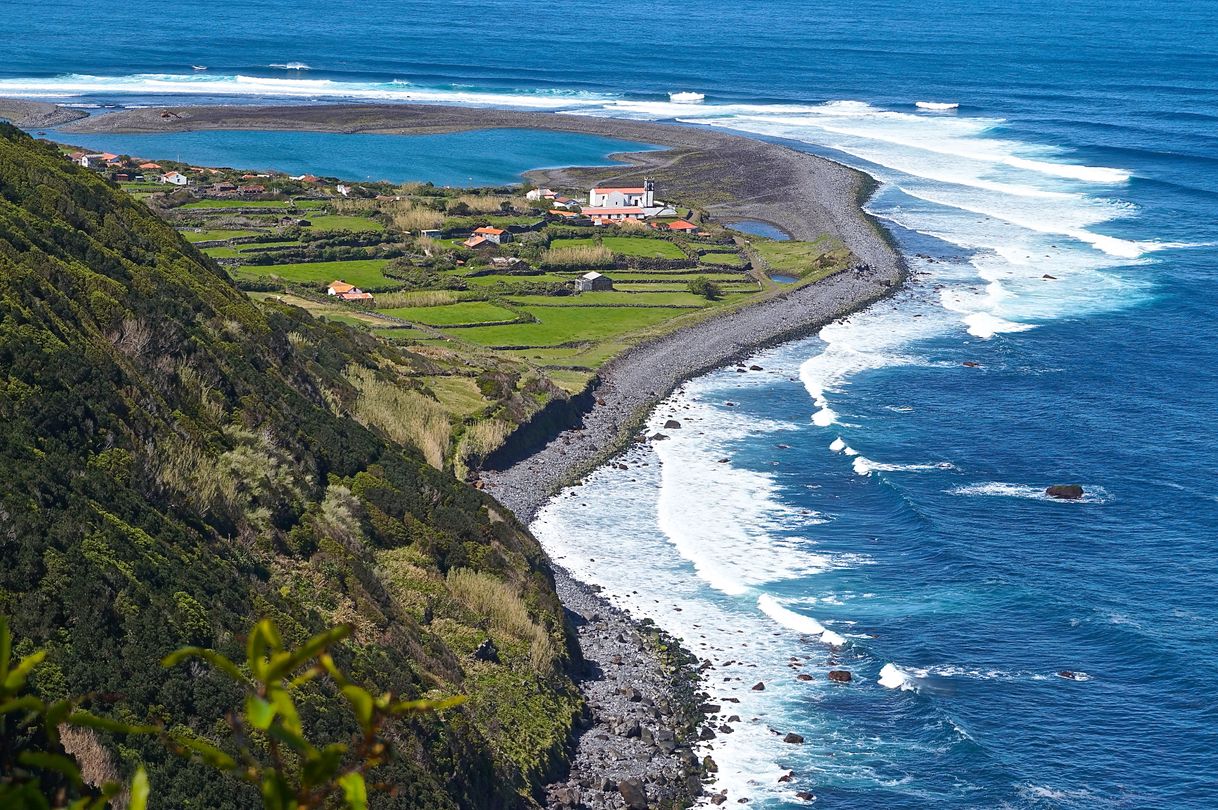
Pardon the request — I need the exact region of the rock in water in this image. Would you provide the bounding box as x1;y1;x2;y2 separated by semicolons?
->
664;419;682;429
618;777;648;810
827;670;852;683
1046;484;1084;500
783;733;805;744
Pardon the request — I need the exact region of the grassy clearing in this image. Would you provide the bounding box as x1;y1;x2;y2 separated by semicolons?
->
233;259;395;289
201;246;240;258
379;301;519;326
752;237;851;279
451;305;684;347
541;243;613;268
181;229;262;243
506;291;710;308
373;290;467;308
461;273;570;287
296;199;330;209
179;199;293;209
598;271;745;282
304;214;384;232
557;236;686;259
423;376;488;417
545;369;595;394
700;251;746;267
500;342;630;369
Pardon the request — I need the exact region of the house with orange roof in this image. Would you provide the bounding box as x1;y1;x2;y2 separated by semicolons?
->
326;280;356;296
472;226;511;245
160;171;189;186
138;162;161;170
666;219;698;232
462;235;495;250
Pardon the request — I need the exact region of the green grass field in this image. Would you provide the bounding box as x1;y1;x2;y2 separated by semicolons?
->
378;301;519;326
181;229;262;243
201;246;240;258
752;237;848;276
233;258;395;289
304;214;384;233
451;305;685;347
594;271;745;283
458;273;570;287
506;291;711;307
556;236;686;259
179;199;292;210
700;251;746;267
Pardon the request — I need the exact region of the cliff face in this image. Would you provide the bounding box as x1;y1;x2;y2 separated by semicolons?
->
0;125;578;808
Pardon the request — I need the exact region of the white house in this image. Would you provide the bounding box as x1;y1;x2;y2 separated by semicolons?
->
588;180;654;209
160;171;189;186
526;187;558;201
80;153;117;169
472;226;511;245
336;184;351;197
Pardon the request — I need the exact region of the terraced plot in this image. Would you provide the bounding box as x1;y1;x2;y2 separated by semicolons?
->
506;291;711;307
232;258;396;289
379;301;519;326
181;229;262;242
179;199;293;209
451;305;686;347
556;236;687;259
304;214;384;232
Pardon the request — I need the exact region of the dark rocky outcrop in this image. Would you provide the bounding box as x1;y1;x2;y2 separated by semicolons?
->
827;670;853;683
1046;484;1084;500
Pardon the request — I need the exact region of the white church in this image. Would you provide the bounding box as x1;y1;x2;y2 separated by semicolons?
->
581;179;675;224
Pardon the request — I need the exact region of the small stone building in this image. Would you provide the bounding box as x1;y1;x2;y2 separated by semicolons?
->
575;271;613;292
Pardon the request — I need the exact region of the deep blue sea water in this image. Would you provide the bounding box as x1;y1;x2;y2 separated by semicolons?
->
4;1;1217;807
42;128;656;186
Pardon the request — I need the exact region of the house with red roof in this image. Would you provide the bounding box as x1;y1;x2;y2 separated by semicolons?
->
583;206;646;225
472;226;511;245
666;219;699;232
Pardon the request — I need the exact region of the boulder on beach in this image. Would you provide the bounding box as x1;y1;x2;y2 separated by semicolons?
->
618;777;648;810
1046;484;1084;500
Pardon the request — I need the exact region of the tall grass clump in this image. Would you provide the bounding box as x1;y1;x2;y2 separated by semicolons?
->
374;289;464;308
540;243;613;269
346;365;451;469
446;568;557;671
453;194;505;214
455;418;514;479
390;202;444;232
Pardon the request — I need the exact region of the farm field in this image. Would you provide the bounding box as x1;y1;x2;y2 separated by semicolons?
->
556;236;687;259
303;214;384;232
181;229;261;242
179;199;294;209
505;291;711;307
233;258;396;289
378;301;519;326
450;305;687;347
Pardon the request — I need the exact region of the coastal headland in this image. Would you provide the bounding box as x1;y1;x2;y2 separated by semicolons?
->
51;100;905;807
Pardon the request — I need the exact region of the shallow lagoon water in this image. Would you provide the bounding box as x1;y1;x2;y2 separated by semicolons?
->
46;127;659;186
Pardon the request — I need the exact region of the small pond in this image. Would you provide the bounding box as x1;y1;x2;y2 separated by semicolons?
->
729;220;791;240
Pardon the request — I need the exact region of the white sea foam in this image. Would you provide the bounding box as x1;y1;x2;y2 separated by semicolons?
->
268;62;311;70
757;594;845;646
852;456;953;476
949;482;1110;503
878;663;917;690
668;91;705;103
915;101;959;111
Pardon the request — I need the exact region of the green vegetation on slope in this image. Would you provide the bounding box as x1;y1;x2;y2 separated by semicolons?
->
0;124;579;809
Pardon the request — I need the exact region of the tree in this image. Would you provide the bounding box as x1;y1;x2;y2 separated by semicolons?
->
687;276;722;300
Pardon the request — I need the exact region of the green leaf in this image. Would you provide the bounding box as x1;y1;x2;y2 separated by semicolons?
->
161;647;247;684
341;685;374;731
3;650;46;691
265;722;315;756
300;743;347;788
388;694;467;715
17;751;83;789
265;624;352;682
168;732;237;771
339;772;368;810
246;620;282;680
0;695;44;717
67;710;156;735
245;695;275;731
128;766;150;810
0;615;11;683
270;689;302;736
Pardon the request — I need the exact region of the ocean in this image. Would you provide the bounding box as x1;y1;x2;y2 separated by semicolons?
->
4;0;1217;806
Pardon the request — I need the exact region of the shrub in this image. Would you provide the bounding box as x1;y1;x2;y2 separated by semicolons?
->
688;276;723;300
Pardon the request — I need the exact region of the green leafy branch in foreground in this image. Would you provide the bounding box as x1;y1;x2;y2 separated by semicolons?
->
0;615;152;810
1;616;465;810
162;619;466;810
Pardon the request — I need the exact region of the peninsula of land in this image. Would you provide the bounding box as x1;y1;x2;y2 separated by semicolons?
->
32;99;905;807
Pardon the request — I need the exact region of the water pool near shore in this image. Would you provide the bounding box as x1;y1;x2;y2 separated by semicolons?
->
42;126;661;186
